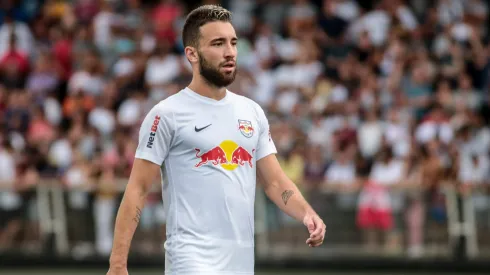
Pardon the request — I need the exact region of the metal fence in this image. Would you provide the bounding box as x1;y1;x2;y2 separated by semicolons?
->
257;184;451;260
1;178;489;262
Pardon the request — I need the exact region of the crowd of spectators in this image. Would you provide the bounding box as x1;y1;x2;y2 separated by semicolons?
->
0;0;489;259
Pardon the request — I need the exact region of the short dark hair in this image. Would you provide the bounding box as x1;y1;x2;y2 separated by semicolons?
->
182;5;232;48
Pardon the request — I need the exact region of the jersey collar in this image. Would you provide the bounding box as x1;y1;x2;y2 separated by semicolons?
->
183;87;231;106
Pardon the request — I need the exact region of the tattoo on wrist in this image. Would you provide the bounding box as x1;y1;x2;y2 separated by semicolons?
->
133;207;142;223
282;190;294;205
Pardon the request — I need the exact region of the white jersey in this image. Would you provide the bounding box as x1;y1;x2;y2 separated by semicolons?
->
135;87;277;275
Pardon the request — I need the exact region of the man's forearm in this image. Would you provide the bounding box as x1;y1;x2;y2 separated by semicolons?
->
263;177;314;223
109;183;147;267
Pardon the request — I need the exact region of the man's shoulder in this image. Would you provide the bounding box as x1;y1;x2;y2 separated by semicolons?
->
227;91;263;112
152;90;189;112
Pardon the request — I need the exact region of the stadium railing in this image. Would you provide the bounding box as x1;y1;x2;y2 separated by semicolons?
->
0;178;489;262
255;181;455;260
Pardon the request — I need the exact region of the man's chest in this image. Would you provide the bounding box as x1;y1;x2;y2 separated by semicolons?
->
173;105;260;169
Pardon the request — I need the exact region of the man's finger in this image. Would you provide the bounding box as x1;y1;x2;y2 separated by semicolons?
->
309;218;323;238
311;234;324;245
307;238;323;247
304;216;315;233
308;227;326;247
309;233;322;242
306;233;323;243
310;225;322;238
311;240;323;247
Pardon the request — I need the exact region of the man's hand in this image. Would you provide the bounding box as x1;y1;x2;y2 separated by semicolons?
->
107;267;128;275
256;155;325;246
303;212;326;247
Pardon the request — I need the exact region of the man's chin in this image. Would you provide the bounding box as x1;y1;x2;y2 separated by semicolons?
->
219;81;234;87
221;66;236;74
200;70;236;87
218;73;236;86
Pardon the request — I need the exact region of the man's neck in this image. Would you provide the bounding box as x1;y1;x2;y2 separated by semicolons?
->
187;77;227;101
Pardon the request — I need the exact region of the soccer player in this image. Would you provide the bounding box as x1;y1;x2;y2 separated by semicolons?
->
107;5;325;275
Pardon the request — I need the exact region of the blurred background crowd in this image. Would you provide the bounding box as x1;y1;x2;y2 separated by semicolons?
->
0;0;490;263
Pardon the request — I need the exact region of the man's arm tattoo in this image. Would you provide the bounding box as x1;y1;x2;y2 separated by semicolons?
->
282;190;294;205
133;207;142;223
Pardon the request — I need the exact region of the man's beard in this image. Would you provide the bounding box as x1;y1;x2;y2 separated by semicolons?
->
198;52;237;88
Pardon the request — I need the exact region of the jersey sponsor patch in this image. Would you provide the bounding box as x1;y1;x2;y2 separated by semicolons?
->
195;140;255;170
147;115;161;149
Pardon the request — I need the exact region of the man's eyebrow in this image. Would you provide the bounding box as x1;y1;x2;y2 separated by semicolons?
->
209;37;238;43
210;38;225;43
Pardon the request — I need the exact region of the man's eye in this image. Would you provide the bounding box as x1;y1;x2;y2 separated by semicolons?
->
213;43;222;46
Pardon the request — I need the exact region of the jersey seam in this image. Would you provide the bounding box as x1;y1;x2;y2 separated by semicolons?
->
168;108;179;274
170;104;178;149
165;157;177;274
134;151;165;165
167;145;179;250
256;148;276;162
246;100;261;134
250;100;264;157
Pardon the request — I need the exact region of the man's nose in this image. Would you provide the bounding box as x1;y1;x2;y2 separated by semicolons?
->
224;43;236;59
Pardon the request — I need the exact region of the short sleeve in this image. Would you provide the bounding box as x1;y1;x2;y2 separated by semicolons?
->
134;104;175;166
255;105;277;161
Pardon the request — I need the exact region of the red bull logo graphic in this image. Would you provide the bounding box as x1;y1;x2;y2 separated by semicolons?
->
194;147;227;167
195;140;255;171
238;120;254;138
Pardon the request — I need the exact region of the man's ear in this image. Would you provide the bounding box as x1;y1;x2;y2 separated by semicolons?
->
185;46;199;63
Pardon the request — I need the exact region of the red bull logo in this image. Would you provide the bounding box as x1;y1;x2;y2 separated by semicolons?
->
195;140;255;170
238;120;254;138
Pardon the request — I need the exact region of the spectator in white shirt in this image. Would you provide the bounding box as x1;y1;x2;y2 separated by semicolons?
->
68;49;105;97
358;146;406;251
347;2;390;46
0;141;22;250
437;0;464;27
369;147;406;206
0;14;34;58
459;153;489;186
453;73;482;112
323;146;360;210
384;108;411;158
145;41;183;101
63;151;94;257
358;108;384;160
92;1;120;52
415;104;454;145
458;153;490;229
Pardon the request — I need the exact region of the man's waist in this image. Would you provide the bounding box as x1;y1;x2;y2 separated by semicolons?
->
164;239;255;274
165;272;254;275
167;234;254;247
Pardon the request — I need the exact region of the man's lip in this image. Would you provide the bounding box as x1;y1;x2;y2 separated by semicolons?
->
222;62;235;67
